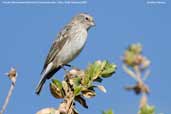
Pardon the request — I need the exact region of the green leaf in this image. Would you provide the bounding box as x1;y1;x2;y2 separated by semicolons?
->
74;86;83;96
82;89;96;98
73;77;82;87
139;105;155;114
101;61;117;78
75;95;88;108
52;79;63;90
94;77;103;82
123;51;137;66
103;109;114;114
83;61;100;86
49;82;64;99
86;61;102;81
128;43;142;54
97;85;107;93
82;60;117;87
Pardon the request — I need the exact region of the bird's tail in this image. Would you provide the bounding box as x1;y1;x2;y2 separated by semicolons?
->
35;74;46;95
35;63;61;95
35;62;55;95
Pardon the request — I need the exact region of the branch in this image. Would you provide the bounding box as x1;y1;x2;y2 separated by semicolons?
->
36;60;117;114
122;64;138;81
143;70;151;81
133;66;143;83
0;68;18;114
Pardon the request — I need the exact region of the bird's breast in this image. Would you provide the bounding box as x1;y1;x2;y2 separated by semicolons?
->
57;28;88;64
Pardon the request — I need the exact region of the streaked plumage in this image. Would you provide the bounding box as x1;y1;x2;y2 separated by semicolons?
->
35;13;95;95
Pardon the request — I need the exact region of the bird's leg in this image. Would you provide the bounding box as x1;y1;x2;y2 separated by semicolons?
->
64;64;75;69
61;65;69;74
64;64;72;67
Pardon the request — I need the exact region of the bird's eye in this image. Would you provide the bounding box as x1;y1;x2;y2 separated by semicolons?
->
85;17;89;21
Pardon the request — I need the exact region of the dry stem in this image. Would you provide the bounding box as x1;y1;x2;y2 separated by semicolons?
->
0;68;17;114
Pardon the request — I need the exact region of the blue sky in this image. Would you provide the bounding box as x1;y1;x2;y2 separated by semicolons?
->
0;0;170;114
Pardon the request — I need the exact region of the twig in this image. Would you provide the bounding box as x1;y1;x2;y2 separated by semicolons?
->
133;66;142;83
67;96;74;114
143;69;151;81
122;64;138;81
57;73;76;114
0;68;18;114
64;76;75;114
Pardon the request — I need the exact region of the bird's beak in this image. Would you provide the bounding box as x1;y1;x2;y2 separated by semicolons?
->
91;20;95;26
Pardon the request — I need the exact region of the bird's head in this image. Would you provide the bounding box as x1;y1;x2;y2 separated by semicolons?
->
72;13;95;30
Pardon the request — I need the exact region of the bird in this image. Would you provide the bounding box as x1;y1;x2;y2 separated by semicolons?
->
35;13;95;95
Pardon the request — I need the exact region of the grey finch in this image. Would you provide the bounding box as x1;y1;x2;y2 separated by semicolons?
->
35;13;95;95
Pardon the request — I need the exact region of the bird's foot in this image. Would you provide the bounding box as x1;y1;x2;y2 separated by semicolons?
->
62;64;80;74
61;65;69;74
64;64;72;67
64;64;76;69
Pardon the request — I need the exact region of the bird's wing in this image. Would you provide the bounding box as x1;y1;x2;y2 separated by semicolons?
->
42;25;72;71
